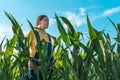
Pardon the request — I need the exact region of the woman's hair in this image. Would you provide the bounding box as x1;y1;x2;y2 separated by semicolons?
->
36;15;47;26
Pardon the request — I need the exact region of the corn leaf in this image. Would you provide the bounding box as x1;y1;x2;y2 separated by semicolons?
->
4;11;24;39
55;13;70;47
87;15;97;41
60;16;75;36
5;34;17;59
107;17;118;32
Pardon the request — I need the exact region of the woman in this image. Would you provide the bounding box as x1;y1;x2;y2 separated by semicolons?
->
26;15;54;80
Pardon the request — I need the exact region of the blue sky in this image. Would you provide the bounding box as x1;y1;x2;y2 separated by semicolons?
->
0;0;120;43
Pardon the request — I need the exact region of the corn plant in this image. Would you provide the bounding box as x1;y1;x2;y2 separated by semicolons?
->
0;12;120;80
55;14;120;80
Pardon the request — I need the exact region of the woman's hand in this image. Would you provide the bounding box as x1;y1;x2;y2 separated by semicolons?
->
28;60;34;69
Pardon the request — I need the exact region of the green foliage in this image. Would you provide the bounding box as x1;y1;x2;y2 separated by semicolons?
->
55;13;70;47
0;12;120;80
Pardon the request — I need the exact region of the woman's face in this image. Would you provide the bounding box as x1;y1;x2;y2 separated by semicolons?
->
38;16;49;29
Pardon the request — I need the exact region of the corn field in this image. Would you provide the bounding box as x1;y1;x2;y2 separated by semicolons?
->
0;12;120;80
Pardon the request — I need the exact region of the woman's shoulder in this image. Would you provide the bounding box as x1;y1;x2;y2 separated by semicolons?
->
25;30;36;40
26;30;34;37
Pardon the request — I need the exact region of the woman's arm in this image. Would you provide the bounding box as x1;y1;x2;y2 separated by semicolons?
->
26;30;36;69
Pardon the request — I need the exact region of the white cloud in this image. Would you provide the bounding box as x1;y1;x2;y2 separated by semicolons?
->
79;7;85;16
53;6;120;28
102;6;120;16
50;6;100;27
0;25;13;42
49;18;56;26
62;9;86;27
88;6;120;22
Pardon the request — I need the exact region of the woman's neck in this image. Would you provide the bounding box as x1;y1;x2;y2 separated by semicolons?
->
37;28;46;34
